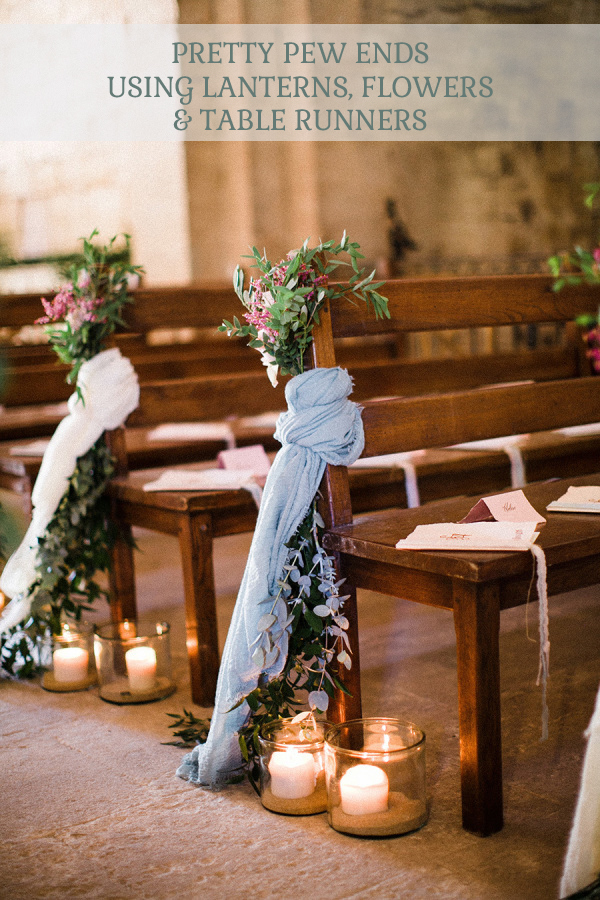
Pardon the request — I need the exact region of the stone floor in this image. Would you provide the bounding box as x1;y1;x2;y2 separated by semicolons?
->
1;519;599;900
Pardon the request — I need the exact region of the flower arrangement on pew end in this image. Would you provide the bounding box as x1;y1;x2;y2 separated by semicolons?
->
220;233;389;386
0;231;143;677
169;236;388;784
549;182;600;373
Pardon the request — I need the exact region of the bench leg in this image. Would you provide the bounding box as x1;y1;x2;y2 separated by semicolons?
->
329;554;363;724
108;521;138;623
178;513;220;708
453;580;503;836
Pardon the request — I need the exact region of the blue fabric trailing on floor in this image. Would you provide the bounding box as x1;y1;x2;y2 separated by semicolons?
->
177;366;364;787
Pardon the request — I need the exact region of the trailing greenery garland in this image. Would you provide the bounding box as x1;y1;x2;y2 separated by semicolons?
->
166;498;352;786
0;231;142;678
0;440;117;675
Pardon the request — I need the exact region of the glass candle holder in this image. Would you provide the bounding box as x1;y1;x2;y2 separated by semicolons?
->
325;718;427;837
258;718;328;815
94;620;175;704
41;621;97;692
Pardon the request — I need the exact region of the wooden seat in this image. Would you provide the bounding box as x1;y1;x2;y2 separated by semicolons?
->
309;274;600;836
105;370;286;706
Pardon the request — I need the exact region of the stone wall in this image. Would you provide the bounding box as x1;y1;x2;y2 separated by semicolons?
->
0;1;598;290
180;1;600;281
0;0;192;289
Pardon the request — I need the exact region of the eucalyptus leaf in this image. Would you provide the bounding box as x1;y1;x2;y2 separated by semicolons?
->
313;605;332;617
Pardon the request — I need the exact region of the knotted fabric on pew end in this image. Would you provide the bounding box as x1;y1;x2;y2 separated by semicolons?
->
177;367;364;787
0;347;139;631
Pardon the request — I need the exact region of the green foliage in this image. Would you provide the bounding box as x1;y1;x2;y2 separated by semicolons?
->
0;622;47;679
220;234;389;383
164;709;212;747
549;182;600;292
166;501;353;786
0;437;121;675
233;499;352;781
29;437;118;634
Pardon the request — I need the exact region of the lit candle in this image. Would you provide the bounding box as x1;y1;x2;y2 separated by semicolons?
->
340;764;389;816
364;728;404;753
53;646;89;684
125;646;157;691
268;749;316;799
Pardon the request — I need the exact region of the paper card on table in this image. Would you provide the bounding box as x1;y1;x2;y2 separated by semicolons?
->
147;422;235;444
9;439;51;456
217;444;271;477
351;450;427;469
142;468;257;492
546;486;600;513
235;411;282;430
459;489;546;526
395;521;540;552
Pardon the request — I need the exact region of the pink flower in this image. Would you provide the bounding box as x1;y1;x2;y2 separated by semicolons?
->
593;248;600;264
77;269;91;290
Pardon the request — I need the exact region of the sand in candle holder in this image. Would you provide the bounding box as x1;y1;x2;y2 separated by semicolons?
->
261;770;328;816
325;717;428;837
258;717;327;815
41;623;96;692
330;791;427;836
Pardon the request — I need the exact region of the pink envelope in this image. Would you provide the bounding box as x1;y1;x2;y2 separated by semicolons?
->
217;444;271;478
459;489;546;526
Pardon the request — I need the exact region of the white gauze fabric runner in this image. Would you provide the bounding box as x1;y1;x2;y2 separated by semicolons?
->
351;451;424;507
0;347;139;632
530;543;550;741
451;436;528;489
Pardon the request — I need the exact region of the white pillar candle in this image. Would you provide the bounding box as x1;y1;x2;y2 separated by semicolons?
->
125;646;157;691
53;646;89;684
340;764;389;816
268;750;316;799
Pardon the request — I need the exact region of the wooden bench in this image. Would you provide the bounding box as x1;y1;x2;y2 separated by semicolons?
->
4;277;600;713
308;274;600;836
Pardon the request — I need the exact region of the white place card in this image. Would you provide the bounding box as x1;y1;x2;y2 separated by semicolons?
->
459;489;546;526
395;521;540;552
547;486;600;513
143;468;257;492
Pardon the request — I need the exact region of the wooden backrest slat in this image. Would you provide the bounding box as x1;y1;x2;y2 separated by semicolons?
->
360;377;600;457
328;275;600;336
349;346;579;400
127;372;286;428
0;286;236;331
4;275;598;335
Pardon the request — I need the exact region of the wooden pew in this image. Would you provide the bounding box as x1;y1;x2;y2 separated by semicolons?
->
104;275;598;706
308;275;600;836
4;277;600;712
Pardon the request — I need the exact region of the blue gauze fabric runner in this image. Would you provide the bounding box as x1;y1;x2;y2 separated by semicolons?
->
177;367;364;786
